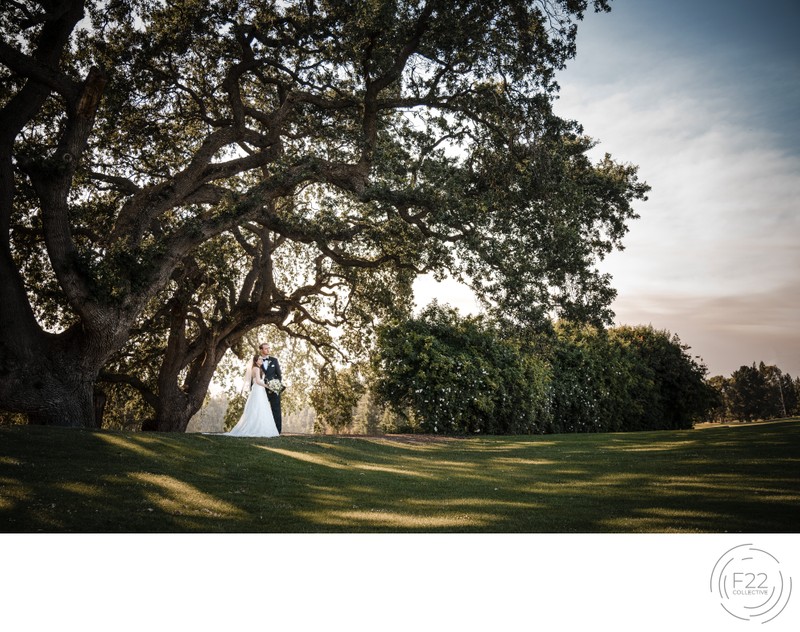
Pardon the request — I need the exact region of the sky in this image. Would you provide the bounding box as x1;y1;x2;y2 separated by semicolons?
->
415;0;800;378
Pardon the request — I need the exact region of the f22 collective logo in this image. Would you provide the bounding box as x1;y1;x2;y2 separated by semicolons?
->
710;544;793;623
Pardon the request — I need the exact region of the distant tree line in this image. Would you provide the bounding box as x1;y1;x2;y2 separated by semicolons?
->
310;303;715;435
706;363;800;423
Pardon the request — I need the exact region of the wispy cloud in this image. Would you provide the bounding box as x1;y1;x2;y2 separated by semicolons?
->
550;3;800;376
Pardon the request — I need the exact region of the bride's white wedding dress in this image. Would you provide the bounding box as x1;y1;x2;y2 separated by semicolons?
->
225;369;280;438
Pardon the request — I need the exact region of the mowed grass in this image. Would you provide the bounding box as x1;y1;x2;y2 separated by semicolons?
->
1;419;799;533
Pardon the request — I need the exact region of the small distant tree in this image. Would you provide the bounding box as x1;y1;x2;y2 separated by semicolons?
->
727;364;770;421
705;365;799;423
351;389;386;435
774;371;798;418
309;365;366;434
758;362;790;418
705;375;730;422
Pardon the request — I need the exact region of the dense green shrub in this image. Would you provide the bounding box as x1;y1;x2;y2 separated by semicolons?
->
547;324;713;432
370;306;713;435
546;323;629;433
372;303;551;434
609;326;713;430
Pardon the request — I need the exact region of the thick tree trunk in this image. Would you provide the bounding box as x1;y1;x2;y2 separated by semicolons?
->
146;346;217;433
148;387;207;432
0;306;132;427
1;345;99;427
26;375;96;427
93;389;107;429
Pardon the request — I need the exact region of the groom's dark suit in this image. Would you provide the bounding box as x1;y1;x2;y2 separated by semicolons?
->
261;355;282;434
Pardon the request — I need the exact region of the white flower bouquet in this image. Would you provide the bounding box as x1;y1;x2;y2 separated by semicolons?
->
266;378;285;394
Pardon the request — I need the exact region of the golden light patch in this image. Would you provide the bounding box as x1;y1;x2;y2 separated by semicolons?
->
607;441;697;452
53;482;104;497
353;463;434;478
492;457;558;466
256;446;350;470
96;433;161;458
295;508;493;529
129;472;246;518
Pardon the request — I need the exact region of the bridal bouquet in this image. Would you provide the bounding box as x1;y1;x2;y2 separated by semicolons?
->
266;378;285;394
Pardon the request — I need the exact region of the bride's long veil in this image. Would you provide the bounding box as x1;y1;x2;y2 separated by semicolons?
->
240;363;253;394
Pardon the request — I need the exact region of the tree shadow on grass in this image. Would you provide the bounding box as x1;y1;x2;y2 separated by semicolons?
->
1;421;799;532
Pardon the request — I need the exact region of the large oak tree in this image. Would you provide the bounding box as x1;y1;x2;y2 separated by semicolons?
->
99;215;412;431
0;0;647;427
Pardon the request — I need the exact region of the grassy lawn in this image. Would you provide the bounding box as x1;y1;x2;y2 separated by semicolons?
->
1;419;799;532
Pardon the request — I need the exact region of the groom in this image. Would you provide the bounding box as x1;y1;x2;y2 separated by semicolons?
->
259;342;282;434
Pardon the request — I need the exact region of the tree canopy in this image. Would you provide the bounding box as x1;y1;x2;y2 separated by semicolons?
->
0;0;647;428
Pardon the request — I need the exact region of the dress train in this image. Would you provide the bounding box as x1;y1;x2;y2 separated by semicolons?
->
225;377;280;438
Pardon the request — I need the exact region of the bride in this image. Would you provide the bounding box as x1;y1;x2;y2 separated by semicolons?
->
225;355;280;437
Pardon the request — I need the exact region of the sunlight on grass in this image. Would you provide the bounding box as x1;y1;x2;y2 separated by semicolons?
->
663;473;800;494
514;472;646;495
640;508;724;519
548;469;591;478
608;440;698;452
304;485;352;505
96;433;163;458
128;473;247;519
256;445;351;469
0;477;29;506
408;497;545;511
599;508;728;532
360;437;467;449
0;496;13;510
353;463;434;478
22;501;69;529
470;441;560;452
2;420;799;532
492;457;558;466
295;508;493;529
53;482;104;497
